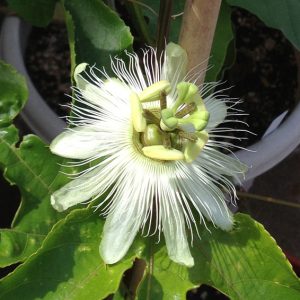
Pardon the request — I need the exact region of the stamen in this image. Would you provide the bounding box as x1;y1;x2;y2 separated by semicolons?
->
160;90;167;110
175;103;197;118
143;109;161;126
142;145;184;161
162;132;172;149
184;131;209;163
178;131;198;142
130;93;147;132
139;80;171;102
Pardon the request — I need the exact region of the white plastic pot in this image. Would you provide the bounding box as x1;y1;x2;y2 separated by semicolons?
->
1;16;300;182
0;17;66;143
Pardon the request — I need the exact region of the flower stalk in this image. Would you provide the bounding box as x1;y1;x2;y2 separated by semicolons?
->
179;0;222;85
156;0;173;59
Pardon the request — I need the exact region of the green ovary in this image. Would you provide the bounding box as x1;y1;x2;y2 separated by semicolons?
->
131;80;210;163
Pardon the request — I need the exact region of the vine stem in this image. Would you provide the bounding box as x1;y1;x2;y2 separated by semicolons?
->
179;0;222;86
237;191;300;209
156;0;173;59
127;259;147;299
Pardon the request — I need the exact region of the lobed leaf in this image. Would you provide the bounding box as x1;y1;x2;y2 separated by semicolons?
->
63;0;133;74
0;127;69;267
0;61;27;127
7;0;58;27
138;214;300;300
0;208;144;299
226;0;300;50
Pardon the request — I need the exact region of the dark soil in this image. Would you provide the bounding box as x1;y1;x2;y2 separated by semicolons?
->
222;8;298;147
25;22;71;118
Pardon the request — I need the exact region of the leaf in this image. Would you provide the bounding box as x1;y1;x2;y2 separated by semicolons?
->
0;127;70;267
0;208;144;300
138;214;300;300
205;2;234;82
226;0;300;50
0;61;28;127
63;0;133;74
7;0;58;27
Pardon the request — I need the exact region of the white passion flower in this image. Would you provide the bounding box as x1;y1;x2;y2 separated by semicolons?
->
50;43;247;267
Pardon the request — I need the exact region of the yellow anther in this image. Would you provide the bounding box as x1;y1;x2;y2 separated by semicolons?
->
142;145;184;161
130;92;146;132
184;131;209;163
139;80;171;102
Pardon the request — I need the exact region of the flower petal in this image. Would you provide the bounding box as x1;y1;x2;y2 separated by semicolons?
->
200;147;248;180
50;126;102;159
51;166;103;212
178;170;233;231
162;42;188;89
99;199;143;264
205;98;227;130
162;199;194;267
74;63;131;107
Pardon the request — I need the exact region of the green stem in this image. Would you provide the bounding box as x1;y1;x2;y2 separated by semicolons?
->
156;0;173;59
238;191;300;209
125;1;154;46
145;238;154;300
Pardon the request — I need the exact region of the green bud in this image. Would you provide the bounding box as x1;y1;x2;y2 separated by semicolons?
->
141;124;163;146
142;145;184;161
130;92;146;132
139;80;171;103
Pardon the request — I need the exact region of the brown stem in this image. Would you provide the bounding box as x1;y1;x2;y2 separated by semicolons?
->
126;259;146;300
156;0;173;59
238;191;300;209
179;0;222;85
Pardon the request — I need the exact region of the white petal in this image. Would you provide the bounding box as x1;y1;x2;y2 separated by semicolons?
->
162;202;194;267
50;126;102;159
205;98;227;130
162;42;188;88
99;200;143;264
51;166;103;212
74;63;131;107
74;63;89;90
197;191;233;231
200;147;248;179
179;171;233;231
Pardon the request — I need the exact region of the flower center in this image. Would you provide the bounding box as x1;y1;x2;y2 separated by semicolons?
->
130;80;210;163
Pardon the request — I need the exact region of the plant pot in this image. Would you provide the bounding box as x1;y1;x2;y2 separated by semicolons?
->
0;16;66;143
1;16;300;182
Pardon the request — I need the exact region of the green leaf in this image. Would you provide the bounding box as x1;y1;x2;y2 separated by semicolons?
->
0;127;70;267
226;0;300;50
205;2;234;82
0;61;28;127
0;208;144;300
63;0;133;74
7;0;57;27
138;214;300;300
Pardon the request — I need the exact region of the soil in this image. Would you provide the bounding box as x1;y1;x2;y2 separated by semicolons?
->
25;21;71;118
222;8;298;147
